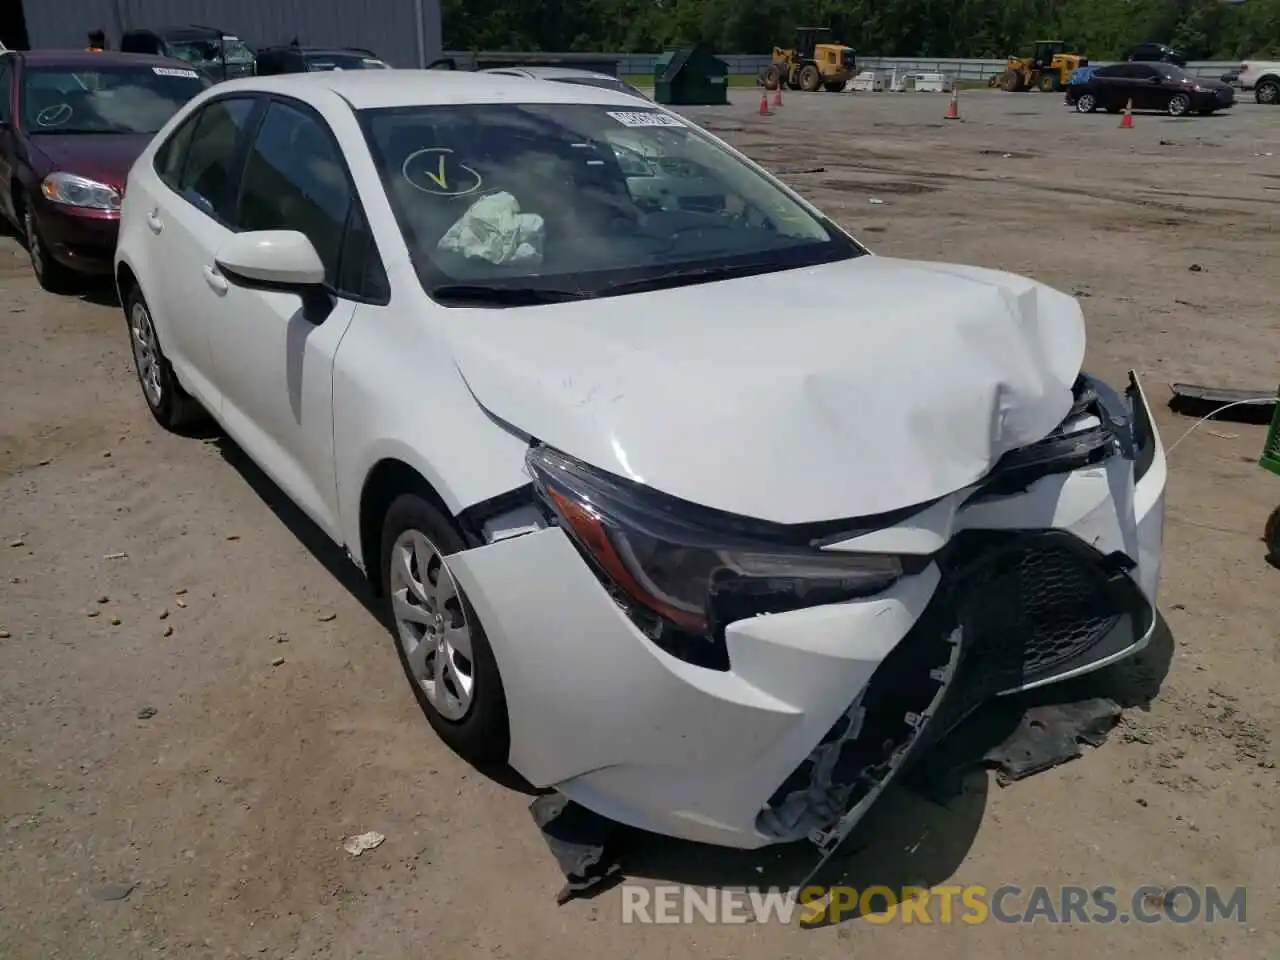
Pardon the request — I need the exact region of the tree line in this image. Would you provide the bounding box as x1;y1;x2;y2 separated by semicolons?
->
441;0;1280;61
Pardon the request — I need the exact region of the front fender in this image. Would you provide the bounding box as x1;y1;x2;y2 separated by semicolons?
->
332;302;531;571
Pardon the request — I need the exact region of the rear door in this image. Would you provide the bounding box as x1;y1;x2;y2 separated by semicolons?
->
142;95;260;403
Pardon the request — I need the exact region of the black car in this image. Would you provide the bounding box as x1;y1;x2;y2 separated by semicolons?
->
253;43;391;75
1123;42;1188;68
1066;62;1234;116
119;25;255;82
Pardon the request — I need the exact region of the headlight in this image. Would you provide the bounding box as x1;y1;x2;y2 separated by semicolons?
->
40;172;121;211
526;446;904;670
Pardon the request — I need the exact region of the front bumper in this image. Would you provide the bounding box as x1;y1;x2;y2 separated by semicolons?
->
34;199;120;276
446;372;1167;849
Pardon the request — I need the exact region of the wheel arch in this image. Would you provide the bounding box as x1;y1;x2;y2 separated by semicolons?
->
356;453;539;598
358;457;456;598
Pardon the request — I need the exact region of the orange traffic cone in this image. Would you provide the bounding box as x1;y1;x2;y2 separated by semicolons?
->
772;88;783;107
944;87;960;120
759;93;771;115
1120;98;1133;128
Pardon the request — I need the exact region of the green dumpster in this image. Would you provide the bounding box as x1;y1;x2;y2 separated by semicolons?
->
653;46;729;106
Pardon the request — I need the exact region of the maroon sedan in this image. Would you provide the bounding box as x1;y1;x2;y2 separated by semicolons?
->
0;50;209;291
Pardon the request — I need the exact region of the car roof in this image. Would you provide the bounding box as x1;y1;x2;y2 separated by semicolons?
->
482;66;620;81
211;69;656;110
14;49;195;68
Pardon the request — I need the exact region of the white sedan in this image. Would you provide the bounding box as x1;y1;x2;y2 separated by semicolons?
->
115;70;1167;855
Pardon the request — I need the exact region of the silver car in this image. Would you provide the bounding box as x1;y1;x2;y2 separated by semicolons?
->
479;65;650;100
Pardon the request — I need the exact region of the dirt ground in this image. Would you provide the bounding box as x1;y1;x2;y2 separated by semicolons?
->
2;88;1278;958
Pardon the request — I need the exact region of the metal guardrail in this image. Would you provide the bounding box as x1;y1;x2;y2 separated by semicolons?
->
444;51;1242;82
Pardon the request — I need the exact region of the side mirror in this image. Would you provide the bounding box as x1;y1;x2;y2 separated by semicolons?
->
215;230;325;290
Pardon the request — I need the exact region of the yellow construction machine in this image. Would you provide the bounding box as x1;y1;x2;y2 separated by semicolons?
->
761;27;857;93
993;40;1088;92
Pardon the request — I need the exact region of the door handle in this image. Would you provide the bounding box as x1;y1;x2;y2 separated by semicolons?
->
202;265;228;294
145;210;163;234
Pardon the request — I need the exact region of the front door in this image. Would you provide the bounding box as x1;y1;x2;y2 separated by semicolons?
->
203;97;365;540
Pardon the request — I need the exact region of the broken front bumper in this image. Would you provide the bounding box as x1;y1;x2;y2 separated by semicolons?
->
446;372;1167;850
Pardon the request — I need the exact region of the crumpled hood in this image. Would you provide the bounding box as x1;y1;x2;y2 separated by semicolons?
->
445;255;1087;524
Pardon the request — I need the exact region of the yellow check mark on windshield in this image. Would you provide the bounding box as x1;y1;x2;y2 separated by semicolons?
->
423;152;448;190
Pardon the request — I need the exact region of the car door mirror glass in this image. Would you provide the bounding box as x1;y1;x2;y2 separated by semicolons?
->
215;229;326;289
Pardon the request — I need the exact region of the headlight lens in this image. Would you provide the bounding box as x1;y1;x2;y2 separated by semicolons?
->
526;446;904;670
41;172;121;211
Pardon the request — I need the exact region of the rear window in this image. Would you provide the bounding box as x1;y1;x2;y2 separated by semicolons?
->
22;64;208;134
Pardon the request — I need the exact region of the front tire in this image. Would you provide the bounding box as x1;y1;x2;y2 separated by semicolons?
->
1168;93;1190;116
380;493;510;765
124;285;206;430
799;64;822;92
1256;79;1279;105
23;201;74;293
1075;92;1096;113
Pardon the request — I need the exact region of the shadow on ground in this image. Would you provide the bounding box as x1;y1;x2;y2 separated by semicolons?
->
214;434;540;795
214;428;1178;920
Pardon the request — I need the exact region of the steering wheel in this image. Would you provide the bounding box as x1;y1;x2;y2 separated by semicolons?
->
35;103;73;128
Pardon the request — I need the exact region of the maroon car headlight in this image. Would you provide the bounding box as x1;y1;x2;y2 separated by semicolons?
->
40;172;121;212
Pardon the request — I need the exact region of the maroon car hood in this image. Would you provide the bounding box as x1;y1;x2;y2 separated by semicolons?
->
28;133;152;191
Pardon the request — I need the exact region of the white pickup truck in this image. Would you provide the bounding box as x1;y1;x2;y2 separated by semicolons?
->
1239;61;1280;103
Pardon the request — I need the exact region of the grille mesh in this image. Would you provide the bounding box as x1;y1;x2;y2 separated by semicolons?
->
947;538;1122;689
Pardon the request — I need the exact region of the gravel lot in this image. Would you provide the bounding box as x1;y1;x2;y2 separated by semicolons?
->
2;87;1278;958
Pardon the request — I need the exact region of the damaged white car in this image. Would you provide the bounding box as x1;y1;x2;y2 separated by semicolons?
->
115;70;1167;855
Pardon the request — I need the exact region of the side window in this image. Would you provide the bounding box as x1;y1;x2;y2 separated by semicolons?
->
153;109;201;189
1128;64;1156;79
176;97;257;221
1092;65;1120;79
0;58;12;125
336;203;390;302
235;100;351;284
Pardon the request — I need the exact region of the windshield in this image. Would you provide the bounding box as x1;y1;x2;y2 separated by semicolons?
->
360;102;860;300
169;36;254;66
307;52;390;71
550;75;648;99
22;65;208;134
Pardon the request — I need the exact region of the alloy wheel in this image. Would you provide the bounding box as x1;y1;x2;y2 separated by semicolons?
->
388;528;475;721
1168;94;1189;116
129;300;164;409
1076;94;1095;113
1258;82;1278;104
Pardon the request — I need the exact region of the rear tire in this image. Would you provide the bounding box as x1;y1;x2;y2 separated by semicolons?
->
1038;73;1057;93
799;64;822;92
123;285;206;431
761;65;782;91
1255;79;1279;104
380;493;510;766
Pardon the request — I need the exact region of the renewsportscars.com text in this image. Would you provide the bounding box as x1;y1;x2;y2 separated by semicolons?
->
620;883;1248;926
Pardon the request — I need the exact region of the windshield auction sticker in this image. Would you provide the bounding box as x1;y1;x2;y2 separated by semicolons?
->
153;66;200;78
606;111;684;128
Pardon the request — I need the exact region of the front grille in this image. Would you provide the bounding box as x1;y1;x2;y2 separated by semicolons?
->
924;530;1149;740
